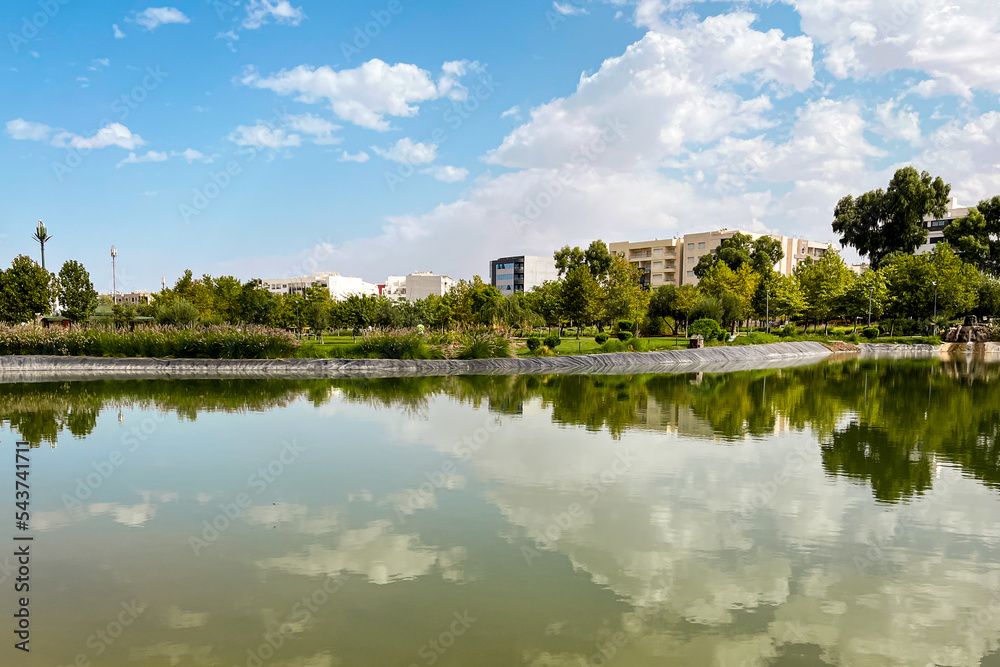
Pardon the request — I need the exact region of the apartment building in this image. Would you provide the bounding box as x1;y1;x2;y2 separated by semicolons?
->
612;229;831;287
115;291;153;306
384;272;457;302
917;200;971;254
259;272;379;300
607;238;682;288
489;255;560;295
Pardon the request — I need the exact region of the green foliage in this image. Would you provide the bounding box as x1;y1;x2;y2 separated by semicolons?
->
0;324;298;358
594;332;609;344
598;337;648;353
526;336;543;352
352;332;442;360
341;294;379;337
155;298;199;326
694;232;785;279
780;323;798;337
555;240;613;280
943;197;1000;276
617;320;634;333
57;260;98;322
795;248;853;327
689;297;724;324
833;167;951;268
602;255;649;326
862;327;880;340
112;303;137;329
543;332;561;349
456;328;513;359
689;318;725;341
0;255;53;323
560;265;602;333
731;332;780;346
616;330;633;341
882;242;980;320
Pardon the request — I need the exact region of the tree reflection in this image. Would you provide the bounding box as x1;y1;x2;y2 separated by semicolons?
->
2;358;999;502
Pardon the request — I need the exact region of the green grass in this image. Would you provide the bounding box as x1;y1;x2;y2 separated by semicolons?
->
515;336;689;356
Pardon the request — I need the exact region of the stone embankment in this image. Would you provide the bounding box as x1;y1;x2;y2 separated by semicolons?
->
0;342;833;381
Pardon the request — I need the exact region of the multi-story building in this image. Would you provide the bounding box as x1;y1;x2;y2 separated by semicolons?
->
607;238;683;288
489;255;560;295
110;291;152;306
612;229;831;287
917;200;971;254
384;272;457;302
259;272;379;301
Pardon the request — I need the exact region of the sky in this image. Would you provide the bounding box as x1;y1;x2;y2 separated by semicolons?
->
2;0;999;295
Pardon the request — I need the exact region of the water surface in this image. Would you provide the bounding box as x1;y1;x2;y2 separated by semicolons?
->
2;358;999;666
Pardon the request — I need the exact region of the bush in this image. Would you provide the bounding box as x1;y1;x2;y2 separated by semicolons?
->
689;318;724;342
353;332;441;359
594;333;609;344
731;332;779;346
780;323;798;337
0;324;298;359
155;298;199;326
526;336;542;352
689;297;724;325
456;328;513;359
617;320;634;334
616;331;633;341
861;327;880;340
543;332;561;349
599;338;649;353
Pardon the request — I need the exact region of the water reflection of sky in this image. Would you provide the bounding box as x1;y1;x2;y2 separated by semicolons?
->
1;365;999;665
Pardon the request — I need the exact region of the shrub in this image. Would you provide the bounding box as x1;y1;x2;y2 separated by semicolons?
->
845;333;860;343
861;327;880;340
689;297;724;325
155;298;199;326
689;318;724;342
616;331;633;341
526;336;542;352
780;323;798;337
599;338;649;353
456;328;513;359
353;332;441;359
594;333;609;344
543;332;561;349
731;332;779;345
617;320;634;334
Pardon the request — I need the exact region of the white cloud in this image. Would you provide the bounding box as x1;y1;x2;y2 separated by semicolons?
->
228;123;301;149
916;111;1000;204
553;2;588;16
88;58;110;71
501;105;522;120
172;148;213;163
242;0;306;29
134;7;190;31
373;138;438;165
76;76;89;88
338;150;370;163
6;118;52;141
117;150;169;167
113;24;126;39
241;60;464;131
875;99;922;145
285;113;342;145
423;165;469;183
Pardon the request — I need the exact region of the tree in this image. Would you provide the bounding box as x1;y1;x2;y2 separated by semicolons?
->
155;298;199;326
882;243;978;323
699;262;760;322
752;237;785;274
342;294;378;341
210;275;243;323
560;266;601;337
693;233;785;280
57;260;98;322
795;249;853;332
648;285;681;334
525;281;562;328
674;284;700;334
555;240;613;280
832;167;951;268
602;255;648;330
838;268;888;328
0;255;53;323
943;196;1000;276
236;281;278;325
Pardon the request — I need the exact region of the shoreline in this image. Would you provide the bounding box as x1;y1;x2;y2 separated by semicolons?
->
0;341;995;382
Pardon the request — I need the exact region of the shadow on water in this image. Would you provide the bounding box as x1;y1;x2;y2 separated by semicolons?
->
2;357;998;504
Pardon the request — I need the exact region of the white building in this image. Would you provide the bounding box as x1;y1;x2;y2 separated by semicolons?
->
489;255;560;295
259;272;379;301
384;272;457;302
917;200;971;254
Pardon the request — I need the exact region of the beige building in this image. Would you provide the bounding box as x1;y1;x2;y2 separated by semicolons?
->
917;200;971;254
105;291;152;306
384;272;457;302
259;272;379;301
612;229;831;287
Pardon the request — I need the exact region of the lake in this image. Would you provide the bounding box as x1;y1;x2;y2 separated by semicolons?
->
2;357;999;666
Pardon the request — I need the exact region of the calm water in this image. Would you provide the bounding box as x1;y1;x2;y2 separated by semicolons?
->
2;358;1000;666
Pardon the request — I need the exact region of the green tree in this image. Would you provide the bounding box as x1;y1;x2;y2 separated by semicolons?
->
525;281;562;328
236;281;278;325
674;284;700;334
555;240;613;280
210;275;243;323
943;197;1000;276
155;298;199;326
838;268;888;328
795;249;853;332
832;167;951;268
602;255;648;330
342;294;378;341
0;255;53;323
56;260;98;322
560;265;601;337
882;243;978;324
699;262;760;321
648;285;681;334
693;232;785;279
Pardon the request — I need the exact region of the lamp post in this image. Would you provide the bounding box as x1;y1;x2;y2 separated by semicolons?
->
32;220;52;270
111;245;118;305
932;280;939;329
765;287;770;334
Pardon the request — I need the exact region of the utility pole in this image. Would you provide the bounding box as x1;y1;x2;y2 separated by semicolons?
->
33;220;51;270
111;245;118;305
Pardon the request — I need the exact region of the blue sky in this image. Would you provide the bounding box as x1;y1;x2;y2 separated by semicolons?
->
3;0;999;294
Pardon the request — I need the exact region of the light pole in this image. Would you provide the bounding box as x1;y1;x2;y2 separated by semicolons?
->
32;220;52;270
867;285;874;327
932;280;939;328
111;245;118;305
765;287;770;334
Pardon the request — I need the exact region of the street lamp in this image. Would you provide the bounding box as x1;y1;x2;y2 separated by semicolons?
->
765;287;770;334
867;285;875;327
932;280;939;324
32;220;52;270
111;245;118;305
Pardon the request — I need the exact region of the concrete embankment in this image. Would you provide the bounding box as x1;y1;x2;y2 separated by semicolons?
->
0;341;833;381
859;342;1000;358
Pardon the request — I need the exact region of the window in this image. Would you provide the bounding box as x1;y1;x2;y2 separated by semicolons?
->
653;261;662;268
687;243;695;250
653;248;663;255
698;242;706;249
687;271;694;277
687;256;695;264
653;273;662;281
